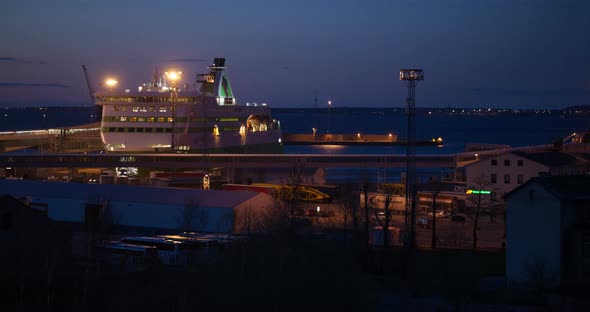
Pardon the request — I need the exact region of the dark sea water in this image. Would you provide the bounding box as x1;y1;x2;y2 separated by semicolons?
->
1;107;588;155
1;106;587;183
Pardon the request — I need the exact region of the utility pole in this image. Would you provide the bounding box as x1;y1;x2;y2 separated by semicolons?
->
400;69;424;249
165;71;182;152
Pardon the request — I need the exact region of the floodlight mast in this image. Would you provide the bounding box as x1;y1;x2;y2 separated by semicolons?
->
400;69;423;249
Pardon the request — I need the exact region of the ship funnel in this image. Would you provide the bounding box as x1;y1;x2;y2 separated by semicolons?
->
213;58;226;68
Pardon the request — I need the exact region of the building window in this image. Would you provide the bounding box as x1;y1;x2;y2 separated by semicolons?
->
517;160;523;166
504;174;510;184
491;159;497;166
132;106;139;112
491;192;497;201
491;174;497;184
517;174;524;184
157;117;165;122
113;106;119;112
122;106;128;112
504;159;510;166
159;106;167;113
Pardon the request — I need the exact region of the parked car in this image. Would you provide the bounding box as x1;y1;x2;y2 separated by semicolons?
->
450;213;466;222
427;210;451;218
417;218;432;228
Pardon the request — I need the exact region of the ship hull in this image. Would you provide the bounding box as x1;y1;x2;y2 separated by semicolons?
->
99;101;283;153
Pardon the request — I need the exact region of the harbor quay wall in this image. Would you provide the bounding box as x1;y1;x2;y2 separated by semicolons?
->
284;133;398;143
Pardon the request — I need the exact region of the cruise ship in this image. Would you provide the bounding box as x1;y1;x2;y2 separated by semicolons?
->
94;58;282;153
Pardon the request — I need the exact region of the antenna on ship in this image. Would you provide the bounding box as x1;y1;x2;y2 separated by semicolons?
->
313;89;318;108
152;65;159;87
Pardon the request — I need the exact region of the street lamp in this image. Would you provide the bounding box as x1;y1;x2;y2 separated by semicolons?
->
327;100;332;133
165;70;182;151
105;78;118;88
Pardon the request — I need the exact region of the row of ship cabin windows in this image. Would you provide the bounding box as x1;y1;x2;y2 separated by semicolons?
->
104;116;241;123
490;173;524;185
491;159;524;167
98;96;196;103
113;105;174;113
102;116;240;122
103;126;242;133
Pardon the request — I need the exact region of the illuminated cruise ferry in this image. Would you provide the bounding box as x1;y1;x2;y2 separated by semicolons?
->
94;58;282;153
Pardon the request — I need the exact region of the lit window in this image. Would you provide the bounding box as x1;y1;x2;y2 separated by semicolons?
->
147;117;155;122
157;117;165;122
120;117;127;122
132;106;139;112
130;117;137;122
122;106;128;112
167;117;173;122
148;106;155;112
113;106;119;112
138;117;146;122
140;106;147;112
159;106;167;112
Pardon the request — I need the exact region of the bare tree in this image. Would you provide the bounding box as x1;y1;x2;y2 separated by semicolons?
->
362;183;370;247
178;198;207;233
422;181;442;249
469;174;491;249
376;184;404;248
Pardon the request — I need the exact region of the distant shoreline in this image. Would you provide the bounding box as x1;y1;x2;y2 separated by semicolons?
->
1;105;588;117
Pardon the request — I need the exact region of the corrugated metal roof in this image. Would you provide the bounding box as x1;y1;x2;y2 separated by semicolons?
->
0;180;263;208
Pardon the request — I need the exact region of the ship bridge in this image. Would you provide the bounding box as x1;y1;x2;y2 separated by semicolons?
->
196;57;236;106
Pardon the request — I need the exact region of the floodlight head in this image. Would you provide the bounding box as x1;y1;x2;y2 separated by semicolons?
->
399;69;424;81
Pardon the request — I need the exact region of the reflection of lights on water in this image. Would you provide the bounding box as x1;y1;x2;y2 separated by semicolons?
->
317;144;345;152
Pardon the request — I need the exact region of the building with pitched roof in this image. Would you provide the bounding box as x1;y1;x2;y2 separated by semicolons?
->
0;180;278;234
463;151;590;209
505;175;590;288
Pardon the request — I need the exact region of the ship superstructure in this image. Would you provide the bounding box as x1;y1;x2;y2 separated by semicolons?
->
94;58;282;153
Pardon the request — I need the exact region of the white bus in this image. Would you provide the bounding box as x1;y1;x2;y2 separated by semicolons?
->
97;240;159;269
120;236;188;266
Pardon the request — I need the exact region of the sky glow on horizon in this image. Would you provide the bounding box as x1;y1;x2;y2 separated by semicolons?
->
0;0;589;108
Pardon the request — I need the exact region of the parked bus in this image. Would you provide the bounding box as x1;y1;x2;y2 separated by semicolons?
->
97;240;159;270
120;236;188;265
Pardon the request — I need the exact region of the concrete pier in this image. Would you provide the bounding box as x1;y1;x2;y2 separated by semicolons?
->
282;133;442;146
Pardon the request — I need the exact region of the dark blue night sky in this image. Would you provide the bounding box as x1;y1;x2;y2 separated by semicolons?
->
1;0;589;108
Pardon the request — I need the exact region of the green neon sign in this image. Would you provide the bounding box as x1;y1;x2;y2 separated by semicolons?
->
466;189;491;195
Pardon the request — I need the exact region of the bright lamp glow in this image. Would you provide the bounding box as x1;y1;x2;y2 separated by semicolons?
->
165;71;182;81
105;78;118;87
